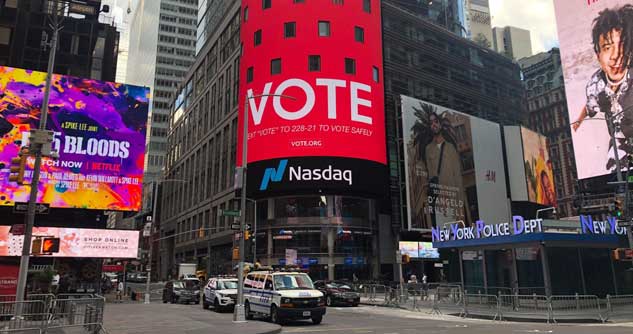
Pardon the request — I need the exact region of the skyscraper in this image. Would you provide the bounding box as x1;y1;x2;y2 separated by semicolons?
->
126;0;197;181
467;0;492;48
492;26;533;61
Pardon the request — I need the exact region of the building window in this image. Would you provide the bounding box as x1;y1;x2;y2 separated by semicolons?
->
345;58;356;75
284;22;296;38
243;7;248;22
0;27;11;45
271;58;281;75
247;67;254;83
354;26;364;43
254;30;262;46
372;66;379;83
363;0;371;13
318;21;330;37
263;0;271;9
308;55;321;72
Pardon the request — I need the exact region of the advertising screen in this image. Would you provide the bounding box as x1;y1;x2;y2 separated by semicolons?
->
521;127;557;206
418;242;440;259
0;263;18;295
0;226;139;258
239;0;387;198
401;95;508;231
398;241;418;258
0;66;150;211
554;0;633;179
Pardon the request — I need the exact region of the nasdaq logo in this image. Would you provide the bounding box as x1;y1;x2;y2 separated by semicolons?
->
259;159;288;190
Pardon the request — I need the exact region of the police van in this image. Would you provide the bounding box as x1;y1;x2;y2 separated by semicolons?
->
244;270;326;324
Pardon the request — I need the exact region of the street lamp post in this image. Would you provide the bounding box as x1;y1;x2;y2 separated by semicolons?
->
234;92;295;322
144;179;186;304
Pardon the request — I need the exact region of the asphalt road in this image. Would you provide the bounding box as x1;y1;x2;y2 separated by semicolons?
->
276;305;633;334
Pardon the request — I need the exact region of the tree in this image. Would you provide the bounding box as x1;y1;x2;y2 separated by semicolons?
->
473;33;491;49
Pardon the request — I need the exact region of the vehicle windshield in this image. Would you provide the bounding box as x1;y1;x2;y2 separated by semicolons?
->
174;281;198;290
325;282;353;290
218;280;238;289
273;274;314;290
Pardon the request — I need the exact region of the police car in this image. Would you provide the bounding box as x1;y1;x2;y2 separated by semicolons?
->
244;270;326;324
203;276;238;311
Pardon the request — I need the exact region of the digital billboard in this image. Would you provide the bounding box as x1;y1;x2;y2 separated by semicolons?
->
0;66;150;211
554;0;633;179
398;241;440;259
521;127;557;206
401;95;508;231
0;226;139;258
503;126;557;206
239;0;387;198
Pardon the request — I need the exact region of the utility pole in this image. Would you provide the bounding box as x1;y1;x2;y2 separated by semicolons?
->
145;181;159;304
15;1;62;309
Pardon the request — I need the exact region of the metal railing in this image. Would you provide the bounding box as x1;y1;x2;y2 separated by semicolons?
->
0;295;106;334
498;294;552;322
605;294;633;318
549;294;606;323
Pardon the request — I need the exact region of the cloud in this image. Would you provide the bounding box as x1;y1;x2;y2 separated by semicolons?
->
489;0;560;54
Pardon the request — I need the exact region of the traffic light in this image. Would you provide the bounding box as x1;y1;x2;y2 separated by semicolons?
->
613;198;623;218
8;147;29;185
402;254;411;264
42;237;60;254
31;238;42;255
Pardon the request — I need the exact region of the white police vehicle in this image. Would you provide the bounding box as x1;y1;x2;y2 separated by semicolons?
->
203;276;238;311
244;270;325;324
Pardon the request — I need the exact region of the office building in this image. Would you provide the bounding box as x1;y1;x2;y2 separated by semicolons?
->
0;0;119;82
492;26;533;61
519;48;577;217
126;0;197;181
467;0;492;48
160;0;526;282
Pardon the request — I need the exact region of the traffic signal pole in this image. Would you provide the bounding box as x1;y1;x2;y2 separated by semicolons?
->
15;3;61;310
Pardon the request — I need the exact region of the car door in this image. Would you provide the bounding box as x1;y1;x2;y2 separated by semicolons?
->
208;279;217;302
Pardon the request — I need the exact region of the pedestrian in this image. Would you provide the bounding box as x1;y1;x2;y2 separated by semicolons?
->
407;274;418;284
116;281;124;303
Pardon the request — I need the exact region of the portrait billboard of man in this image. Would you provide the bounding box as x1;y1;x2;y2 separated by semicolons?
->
401;95;507;231
556;0;633;179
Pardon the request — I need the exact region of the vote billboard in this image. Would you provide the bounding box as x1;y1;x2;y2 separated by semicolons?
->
0;226;139;258
554;0;633;179
0;66;150;211
239;0;387;198
401;95;508;231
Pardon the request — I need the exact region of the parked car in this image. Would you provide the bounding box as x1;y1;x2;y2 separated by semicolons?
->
135;273;148;283
314;281;360;307
162;280;200;304
203;276;238;311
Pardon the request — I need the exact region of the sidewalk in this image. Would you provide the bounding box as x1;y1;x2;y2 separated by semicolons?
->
103;302;281;334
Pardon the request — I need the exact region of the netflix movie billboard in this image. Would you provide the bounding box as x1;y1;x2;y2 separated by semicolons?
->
0;226;139;258
401;95;508;231
238;0;387;198
0;66;150;211
554;0;633;179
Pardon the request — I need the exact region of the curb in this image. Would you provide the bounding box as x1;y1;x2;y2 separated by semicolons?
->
259;326;282;334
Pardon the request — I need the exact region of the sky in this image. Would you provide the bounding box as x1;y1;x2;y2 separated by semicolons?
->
489;0;560;54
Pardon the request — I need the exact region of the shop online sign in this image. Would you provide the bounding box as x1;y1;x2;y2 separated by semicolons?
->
580;216;628;236
432;216;543;242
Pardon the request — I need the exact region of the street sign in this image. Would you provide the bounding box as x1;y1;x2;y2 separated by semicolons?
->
13;202;49;215
9;224;25;235
231;224;241;231
221;209;241;217
618;220;633;228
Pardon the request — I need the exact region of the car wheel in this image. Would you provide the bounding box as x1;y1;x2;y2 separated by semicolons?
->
202;297;209;309
245;301;253;320
311;316;323;325
352;303;359;307
326;296;332;307
214;298;220;312
270;305;282;324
